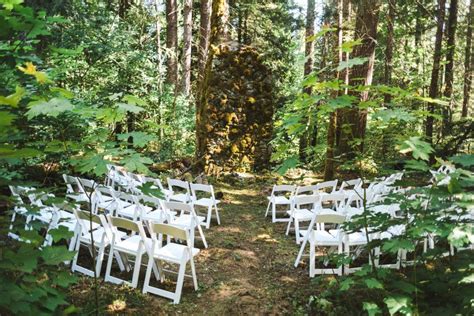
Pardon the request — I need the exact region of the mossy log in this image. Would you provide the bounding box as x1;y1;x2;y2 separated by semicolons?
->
203;45;274;175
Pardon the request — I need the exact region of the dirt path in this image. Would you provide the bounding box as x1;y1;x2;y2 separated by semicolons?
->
70;181;316;315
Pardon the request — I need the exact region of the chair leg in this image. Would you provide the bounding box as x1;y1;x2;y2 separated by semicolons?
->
190;258;198;290
206;206;212;229
95;244;106;277
214;204;221;225
285;218;292;235
143;256;154;294
295;220;300;244
173;261;187;304
309;241;315;277
265;201;271;217
104;244;115;282
344;242;350;274
272;203;276;223
196;224;208;248
131;253;142;288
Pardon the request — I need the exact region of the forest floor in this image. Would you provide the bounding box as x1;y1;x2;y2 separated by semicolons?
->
69;174;324;315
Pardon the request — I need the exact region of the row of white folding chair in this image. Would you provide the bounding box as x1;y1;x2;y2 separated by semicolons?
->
104;166;221;229
73;208;200;304
166;179;221;229
265;179;360;223
8;186;77;248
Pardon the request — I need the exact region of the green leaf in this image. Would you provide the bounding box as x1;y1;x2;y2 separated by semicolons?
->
339;278;355;291
0;145;42;159
71;153;110;176
1;0;23;10
341;39;362;53
363;302;381;316
404;159;429;171
26;98;74;119
384;295;412;315
50;87;74;99
336;57;368;71
48;226;74;242
138;182;164;199
122;94;146;106
117;132;155;148
0;86;26;107
364;278;384;289
53;271;78;287
398;136;433;161
450;154;474;167
276;156;299;175
121;153;153;174
40;246;75;265
116;102;144;114
0;111;17;127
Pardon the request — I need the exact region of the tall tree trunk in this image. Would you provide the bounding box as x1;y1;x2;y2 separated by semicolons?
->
155;0;164;140
195;0;228;167
299;0;316;163
462;0;473;118
344;0;351;94
324;0;343;180
166;0;178;88
442;0;458;135
425;0;446;144
337;0;381;159
181;0;193;97
384;0;395;105
198;0;212;86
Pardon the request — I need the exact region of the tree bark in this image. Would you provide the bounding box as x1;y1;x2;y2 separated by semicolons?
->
166;0;178;88
181;0;193;97
425;0;446;144
462;0;473;118
337;0;381;159
442;0;458;135
155;0;164;140
324;0;343;180
198;0;212;86
299;0;316;163
384;0;395;105
195;0;228;166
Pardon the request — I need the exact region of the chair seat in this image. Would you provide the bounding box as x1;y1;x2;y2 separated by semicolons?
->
268;196;291;205
98;198;128;211
114;235;150;254
300;229;342;245
343;231;368;245
345;207;363;218
117;204;153;219
286;208;314;220
193;198;220;207
153;243;200;264
317;208;339;216
66;193;89;202
169;193;189;203
170;214;205;228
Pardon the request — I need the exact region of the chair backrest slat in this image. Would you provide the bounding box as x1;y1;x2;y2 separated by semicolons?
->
315;214;345;224
151;223;187;240
110;216;140;232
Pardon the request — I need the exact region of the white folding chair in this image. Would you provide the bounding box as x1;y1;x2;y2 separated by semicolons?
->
115;192;152;221
139;195;176;223
163;201;208;248
167;178;191;203
71;209;124;277
338;178;362;193
265;184;296;223
316;180;338;195
296;213;346;276
190;183;221;229
142;223;200;304
63;175;88;202
286;194;319;244
104;216;150;288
